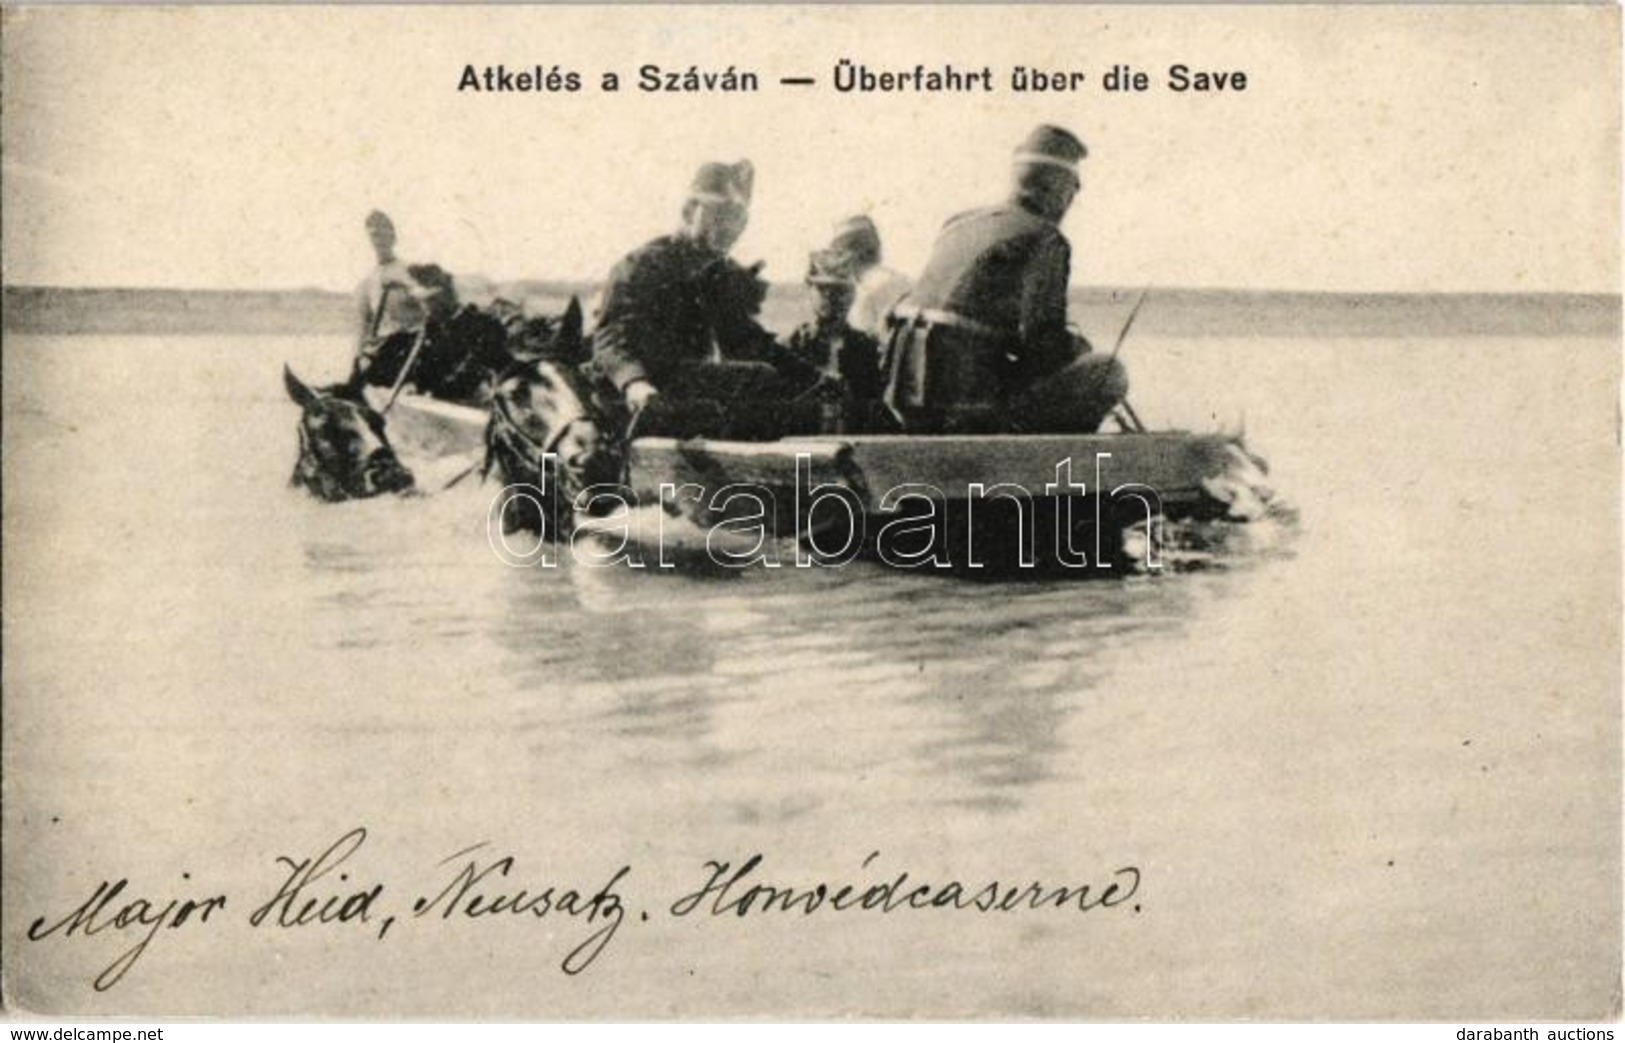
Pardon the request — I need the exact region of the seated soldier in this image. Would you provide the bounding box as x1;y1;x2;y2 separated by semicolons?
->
784;249;884;433
358;264;512;404
590;159;821;439
353;210;427;377
826;214;912;341
885;124;1128;434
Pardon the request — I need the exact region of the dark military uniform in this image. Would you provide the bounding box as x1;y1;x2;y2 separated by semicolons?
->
591;234;819;438
885;200;1125;433
417;305;512;402
784;320;884;433
909;202;1076;381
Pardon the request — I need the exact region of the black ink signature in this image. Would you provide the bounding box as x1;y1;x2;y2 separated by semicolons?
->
26;878;228;992
25;833;1139;994
412;840;630;974
248;826;385;929
671;851;1142;918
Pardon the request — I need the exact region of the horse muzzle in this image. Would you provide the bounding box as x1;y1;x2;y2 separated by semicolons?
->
559;426;622;489
356;454;416;497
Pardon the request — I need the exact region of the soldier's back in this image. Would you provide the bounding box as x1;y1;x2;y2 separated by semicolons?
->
911;205;1061;328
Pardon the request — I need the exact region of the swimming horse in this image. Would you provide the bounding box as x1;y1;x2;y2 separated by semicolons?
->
283;366;416;502
483;297;625;539
284;295;600;505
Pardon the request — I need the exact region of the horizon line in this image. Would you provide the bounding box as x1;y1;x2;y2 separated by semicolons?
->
4;283;1620;302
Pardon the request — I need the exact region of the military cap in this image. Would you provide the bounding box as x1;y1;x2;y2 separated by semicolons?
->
1012;124;1087;176
805;248;854;287
688;160;755;208
405;262;457;300
829;215;882;260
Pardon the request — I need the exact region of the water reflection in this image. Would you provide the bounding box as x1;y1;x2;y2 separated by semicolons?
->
884;580;1205;813
470;542;1216;817
260;319;1290;821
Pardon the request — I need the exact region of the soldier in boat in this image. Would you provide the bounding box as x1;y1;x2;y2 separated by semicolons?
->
357;263;511;404
825;214;912;342
884;124;1129;434
354;210;427;367
590;159;823;439
783;249;885;433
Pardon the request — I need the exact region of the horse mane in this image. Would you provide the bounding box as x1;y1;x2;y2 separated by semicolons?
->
503;296;589;371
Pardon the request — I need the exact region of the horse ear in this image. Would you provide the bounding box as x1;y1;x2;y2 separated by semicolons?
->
558;296;585;351
284;365;320;408
335;365;370;402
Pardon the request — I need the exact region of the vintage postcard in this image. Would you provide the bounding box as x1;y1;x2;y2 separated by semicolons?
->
1;3;1618;1022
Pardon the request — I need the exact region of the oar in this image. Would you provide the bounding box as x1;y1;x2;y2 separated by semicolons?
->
1107;289;1149;433
440;458;483;490
382;323;430;415
348;283;397;384
1108;288;1150;362
366;282;394;345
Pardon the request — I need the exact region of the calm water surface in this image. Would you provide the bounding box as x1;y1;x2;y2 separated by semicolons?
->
3;329;1617;1018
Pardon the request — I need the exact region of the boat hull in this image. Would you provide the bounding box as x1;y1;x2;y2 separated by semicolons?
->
382;392;1266;571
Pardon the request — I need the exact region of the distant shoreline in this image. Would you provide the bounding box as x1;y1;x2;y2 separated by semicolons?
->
2;284;1618;339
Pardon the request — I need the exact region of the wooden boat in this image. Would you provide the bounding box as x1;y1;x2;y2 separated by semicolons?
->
380;391;1279;571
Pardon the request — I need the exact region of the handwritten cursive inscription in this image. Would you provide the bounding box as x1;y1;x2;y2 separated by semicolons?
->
23;829;1142;994
411;840;630;974
26;877;228;992
248;826;385;929
671;851;1141;918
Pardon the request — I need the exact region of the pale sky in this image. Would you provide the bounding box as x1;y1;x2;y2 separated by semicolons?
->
2;5;1618;293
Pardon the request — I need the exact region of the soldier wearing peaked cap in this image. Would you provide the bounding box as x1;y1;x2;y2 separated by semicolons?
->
783;249;884;433
354;209;428;362
591;160;821;438
827;214;912;341
884;124;1127;434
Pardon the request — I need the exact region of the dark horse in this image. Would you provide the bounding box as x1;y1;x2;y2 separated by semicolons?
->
284;366;416;502
484;297;624;539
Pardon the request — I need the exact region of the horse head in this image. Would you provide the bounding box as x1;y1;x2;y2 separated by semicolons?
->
284;365;416;502
486;298;622;536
